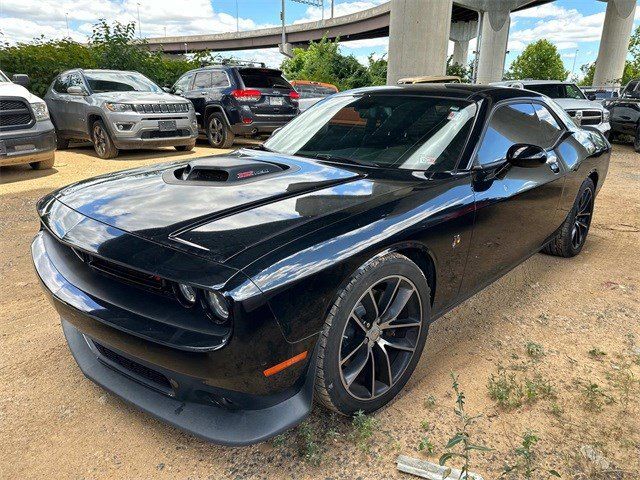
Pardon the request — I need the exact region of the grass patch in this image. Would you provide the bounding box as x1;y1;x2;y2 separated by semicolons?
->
525;341;545;360
351;410;378;453
588;347;607;360
488;369;555;410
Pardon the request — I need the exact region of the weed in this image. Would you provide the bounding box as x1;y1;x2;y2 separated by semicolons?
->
488;369;554;410
588;347;607;360
502;431;560;479
524;374;555;401
418;436;435;454
297;421;322;465
420;420;430;431
424;394;437;409
272;434;287;447
526;341;545;360
549;402;564;417
612;365;638;410
440;373;492;479
582;383;614;412
351;410;378;453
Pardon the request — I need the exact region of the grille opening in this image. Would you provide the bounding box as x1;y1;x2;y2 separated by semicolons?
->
141;128;191;139
93;341;173;394
0;99;34;131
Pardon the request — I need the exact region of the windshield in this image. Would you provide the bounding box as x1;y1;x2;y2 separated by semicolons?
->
526;83;586;100
0;70;9;82
264;94;477;171
84;71;162;93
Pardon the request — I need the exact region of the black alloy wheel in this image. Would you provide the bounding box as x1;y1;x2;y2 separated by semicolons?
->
571;186;593;251
207;113;235;149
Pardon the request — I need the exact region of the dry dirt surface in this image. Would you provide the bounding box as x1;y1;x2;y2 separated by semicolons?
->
1;142;639;480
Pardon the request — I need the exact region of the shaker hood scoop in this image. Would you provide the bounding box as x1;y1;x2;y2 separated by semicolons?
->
55;150;363;244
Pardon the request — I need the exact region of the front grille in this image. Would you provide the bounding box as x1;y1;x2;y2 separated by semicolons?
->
73;249;171;295
133;103;189;114
0;99;34;130
93;341;173;393
142;128;191;139
567;109;603;126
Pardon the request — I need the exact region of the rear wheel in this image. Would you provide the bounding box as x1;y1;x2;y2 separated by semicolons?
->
314;253;430;415
207;113;234;149
56;137;70;150
543;178;595;258
29;156;55;170
92;120;119;159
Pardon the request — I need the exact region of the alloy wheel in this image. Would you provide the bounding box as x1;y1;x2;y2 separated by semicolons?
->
571;187;593;250
93;124;107;157
210;117;224;146
338;275;422;401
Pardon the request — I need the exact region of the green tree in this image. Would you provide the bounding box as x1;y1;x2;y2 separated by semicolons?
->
506;39;568;81
366;54;387;86
281;37;372;90
446;55;472;82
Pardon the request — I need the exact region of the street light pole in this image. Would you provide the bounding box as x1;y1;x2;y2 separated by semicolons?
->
236;0;239;32
136;3;142;38
65;13;70;38
571;47;579;78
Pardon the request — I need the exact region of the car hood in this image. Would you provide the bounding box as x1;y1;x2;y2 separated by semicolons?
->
0;81;43;103
553;98;604;111
90;91;189;104
51;150;406;264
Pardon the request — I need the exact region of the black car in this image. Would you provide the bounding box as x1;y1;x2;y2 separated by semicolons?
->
603;79;640;151
172;62;299;148
32;84;610;445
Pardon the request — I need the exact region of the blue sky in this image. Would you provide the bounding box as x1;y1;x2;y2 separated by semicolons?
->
2;0;639;80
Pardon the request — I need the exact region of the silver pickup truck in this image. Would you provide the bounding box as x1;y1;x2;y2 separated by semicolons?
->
0;70;56;170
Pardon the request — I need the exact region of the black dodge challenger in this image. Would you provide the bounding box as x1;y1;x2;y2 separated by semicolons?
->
32;84;610;445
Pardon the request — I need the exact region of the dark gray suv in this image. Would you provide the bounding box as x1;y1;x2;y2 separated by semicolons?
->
45;69;197;159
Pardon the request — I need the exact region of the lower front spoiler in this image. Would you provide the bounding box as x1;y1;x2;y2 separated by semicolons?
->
62;319;315;446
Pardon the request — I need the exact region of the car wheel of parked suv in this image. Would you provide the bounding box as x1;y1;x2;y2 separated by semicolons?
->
92;120;119;159
175;142;196;152
29;157;55;170
634;125;640;153
207;113;234;149
543;177;594;258
56;137;70;150
314;253;430;415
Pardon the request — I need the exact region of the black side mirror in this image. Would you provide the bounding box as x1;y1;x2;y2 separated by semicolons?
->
587;93;596;101
162;86;171;93
506;144;547;168
12;74;29;87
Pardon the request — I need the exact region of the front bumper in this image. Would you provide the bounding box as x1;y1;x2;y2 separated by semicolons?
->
31;224;315;445
0;120;56;167
106;111;198;150
594;121;611;134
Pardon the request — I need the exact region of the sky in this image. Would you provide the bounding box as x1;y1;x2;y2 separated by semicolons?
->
1;0;639;80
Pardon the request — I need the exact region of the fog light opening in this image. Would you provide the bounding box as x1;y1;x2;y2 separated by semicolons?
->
175;283;197;307
204;290;230;322
115;122;134;131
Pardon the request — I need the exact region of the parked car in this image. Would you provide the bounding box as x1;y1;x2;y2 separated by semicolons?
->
602;79;640;151
45;69;197;159
33;84;610;445
581;86;620;104
171;63;299;148
492;80;611;137
397;75;462;84
0;70;56;170
290;80;339;112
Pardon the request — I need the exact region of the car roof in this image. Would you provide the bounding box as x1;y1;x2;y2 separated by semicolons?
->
339;83;545;102
492;79;576;86
60;69;140;76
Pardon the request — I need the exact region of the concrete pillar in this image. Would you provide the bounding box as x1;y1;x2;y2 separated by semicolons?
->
593;0;637;86
386;0;453;85
450;20;478;66
475;10;510;84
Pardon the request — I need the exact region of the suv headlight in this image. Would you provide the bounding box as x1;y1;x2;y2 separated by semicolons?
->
30;101;49;121
104;102;134;112
603;109;610;122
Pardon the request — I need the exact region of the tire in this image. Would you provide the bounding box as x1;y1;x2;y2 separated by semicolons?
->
56;136;70;150
206;113;235;149
29;156;55;170
175;142;195;152
92;120;119;159
634;125;640;153
314;253;431;415
543;177;595;258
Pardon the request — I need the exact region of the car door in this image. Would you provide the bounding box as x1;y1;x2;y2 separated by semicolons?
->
460;101;566;295
183;71;211;126
47;74;71;132
64;73;90;135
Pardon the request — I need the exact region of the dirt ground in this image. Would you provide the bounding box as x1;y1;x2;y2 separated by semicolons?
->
1;141;639;480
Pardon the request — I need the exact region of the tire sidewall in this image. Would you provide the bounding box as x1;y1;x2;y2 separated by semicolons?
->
319;255;431;414
567;178;595;256
92;120;117;159
207;114;226;148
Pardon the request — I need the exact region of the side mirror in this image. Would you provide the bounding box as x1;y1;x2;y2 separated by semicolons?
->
506;144;547;168
162;86;171;93
67;86;87;96
587;93;596;101
174;88;183;96
12;74;29;87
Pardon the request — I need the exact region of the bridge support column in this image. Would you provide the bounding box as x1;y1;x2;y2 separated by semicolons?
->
475;9;510;84
593;0;637;87
450;21;477;67
386;0;453;85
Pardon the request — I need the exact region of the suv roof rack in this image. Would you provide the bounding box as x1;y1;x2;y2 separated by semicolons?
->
199;59;267;69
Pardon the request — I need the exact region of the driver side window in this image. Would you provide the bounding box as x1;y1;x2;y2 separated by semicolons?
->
173;74;193;93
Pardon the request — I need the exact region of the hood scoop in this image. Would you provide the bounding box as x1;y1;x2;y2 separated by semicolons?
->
164;157;293;186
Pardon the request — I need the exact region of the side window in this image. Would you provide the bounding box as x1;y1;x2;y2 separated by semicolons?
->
193;72;212;89
532;103;564;148
210;71;230;88
476;103;539;165
173;74;193;92
53;75;69;93
68;74;83;89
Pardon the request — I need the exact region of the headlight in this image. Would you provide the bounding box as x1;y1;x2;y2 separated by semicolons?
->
176;283;197;306
603;110;610;122
30;101;49;121
104;102;134;112
204;290;229;321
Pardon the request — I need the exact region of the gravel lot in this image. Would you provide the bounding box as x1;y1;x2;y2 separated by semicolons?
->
1;142;639;479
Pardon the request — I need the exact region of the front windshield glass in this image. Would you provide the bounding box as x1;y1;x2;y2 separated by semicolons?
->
85;71;162;93
264;94;477;171
527;83;585;99
0;70;10;82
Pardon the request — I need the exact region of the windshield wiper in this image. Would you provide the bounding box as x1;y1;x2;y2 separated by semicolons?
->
305;153;374;167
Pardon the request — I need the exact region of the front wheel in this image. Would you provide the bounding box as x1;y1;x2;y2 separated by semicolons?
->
314;253;430;415
92;120;119;159
175;142;195;152
543;177;595;258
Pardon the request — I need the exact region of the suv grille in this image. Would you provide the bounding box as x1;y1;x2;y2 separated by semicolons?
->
0;99;34;131
133;103;189;114
567;109;602;126
93;341;173;394
141;128;191;139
